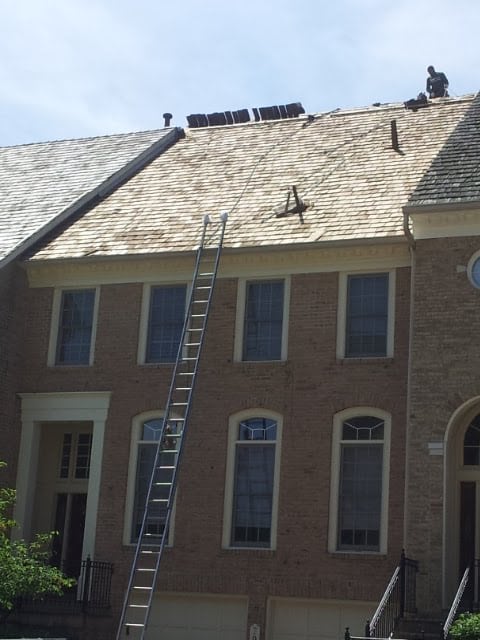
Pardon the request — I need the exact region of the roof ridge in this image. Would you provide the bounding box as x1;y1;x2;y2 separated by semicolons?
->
0;127;169;150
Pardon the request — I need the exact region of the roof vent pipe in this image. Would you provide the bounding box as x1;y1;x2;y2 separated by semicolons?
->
391;119;400;152
163;113;173;127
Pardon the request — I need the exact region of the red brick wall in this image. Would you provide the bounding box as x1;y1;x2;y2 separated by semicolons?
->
16;265;411;629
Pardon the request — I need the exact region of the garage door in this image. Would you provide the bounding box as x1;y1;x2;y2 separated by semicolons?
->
267;597;374;640
146;593;248;640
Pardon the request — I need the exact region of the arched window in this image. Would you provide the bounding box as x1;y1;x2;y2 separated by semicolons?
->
329;409;391;554
125;413;181;545
223;412;282;549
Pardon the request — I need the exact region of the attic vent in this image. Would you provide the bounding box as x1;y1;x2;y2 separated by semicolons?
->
186;102;305;128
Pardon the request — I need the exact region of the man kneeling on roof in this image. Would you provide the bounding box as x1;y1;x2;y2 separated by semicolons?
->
426;65;449;98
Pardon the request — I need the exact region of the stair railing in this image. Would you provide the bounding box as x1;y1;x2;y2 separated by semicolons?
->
368;551;418;639
443;566;469;640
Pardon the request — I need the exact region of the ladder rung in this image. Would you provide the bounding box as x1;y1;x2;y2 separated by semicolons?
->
199;272;214;277
184;342;200;347
176;387;192;391
187;327;202;331
129;604;149;608
126;623;145;628
171;401;188;406
158;465;175;470
150;498;168;503
192;300;208;304
191;313;206;318
154;482;173;486
133;586;153;591
178;372;194;375
137;568;155;572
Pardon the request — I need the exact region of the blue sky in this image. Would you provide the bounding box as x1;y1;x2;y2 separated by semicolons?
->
0;0;478;146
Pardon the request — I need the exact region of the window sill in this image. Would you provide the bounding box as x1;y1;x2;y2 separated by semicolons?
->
138;361;176;367
48;363;93;368
328;549;387;558
337;356;394;364
221;546;275;555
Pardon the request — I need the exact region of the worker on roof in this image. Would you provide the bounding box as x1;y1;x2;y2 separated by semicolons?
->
426;66;449;98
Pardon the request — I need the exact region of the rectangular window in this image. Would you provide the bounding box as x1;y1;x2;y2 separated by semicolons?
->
56;289;96;365
345;274;388;357
243;280;284;361
146;285;186;363
338;443;383;550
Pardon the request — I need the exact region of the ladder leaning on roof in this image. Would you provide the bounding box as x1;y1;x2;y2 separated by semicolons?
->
115;213;228;640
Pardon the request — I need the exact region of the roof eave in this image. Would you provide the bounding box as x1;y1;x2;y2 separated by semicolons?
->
404;199;480;215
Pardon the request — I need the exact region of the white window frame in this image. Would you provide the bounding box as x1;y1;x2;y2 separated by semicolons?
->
123;410;177;546
47;286;100;367
138;282;189;365
233;277;290;362
336;270;395;359
328;407;391;554
222;409;283;550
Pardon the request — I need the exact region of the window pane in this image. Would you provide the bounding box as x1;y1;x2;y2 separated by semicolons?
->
75;433;92;479
338;443;383;551
231;444;275;547
342;416;384;441
56;289;95;365
346;274;388;357
464;415;480;465
243;281;284;361
59;434;72;478
238;417;277;441
146;285;186;363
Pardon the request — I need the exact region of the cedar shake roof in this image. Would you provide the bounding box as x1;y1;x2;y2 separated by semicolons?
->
0;128;180;267
27;93;479;262
407;93;480;208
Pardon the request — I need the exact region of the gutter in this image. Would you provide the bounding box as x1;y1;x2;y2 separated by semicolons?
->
0;126;185;271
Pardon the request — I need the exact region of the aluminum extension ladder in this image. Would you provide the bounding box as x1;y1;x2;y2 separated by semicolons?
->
116;213;228;639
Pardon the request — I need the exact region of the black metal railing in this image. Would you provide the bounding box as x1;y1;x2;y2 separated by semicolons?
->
344;550;418;640
19;558;113;615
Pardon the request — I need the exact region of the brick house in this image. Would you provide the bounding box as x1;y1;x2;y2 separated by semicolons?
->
1;93;479;639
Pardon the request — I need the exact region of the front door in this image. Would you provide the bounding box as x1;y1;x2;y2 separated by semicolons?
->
32;423;93;579
52;492;87;577
456;415;480;605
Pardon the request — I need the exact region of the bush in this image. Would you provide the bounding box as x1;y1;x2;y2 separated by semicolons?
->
450;612;480;640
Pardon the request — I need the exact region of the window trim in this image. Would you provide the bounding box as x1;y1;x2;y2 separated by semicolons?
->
48;287;100;367
222;409;283;550
123;410;177;546
467;250;480;289
328;407;391;555
336;270;395;359
233;277;290;363
137;282;189;365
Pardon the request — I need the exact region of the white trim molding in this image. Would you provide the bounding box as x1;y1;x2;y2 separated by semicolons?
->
328;407;391;555
336;269;396;360
234;276;290;363
15;392;111;562
222;408;283;550
47;286;100;367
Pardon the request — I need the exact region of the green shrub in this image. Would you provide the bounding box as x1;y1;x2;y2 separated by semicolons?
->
450;613;480;640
